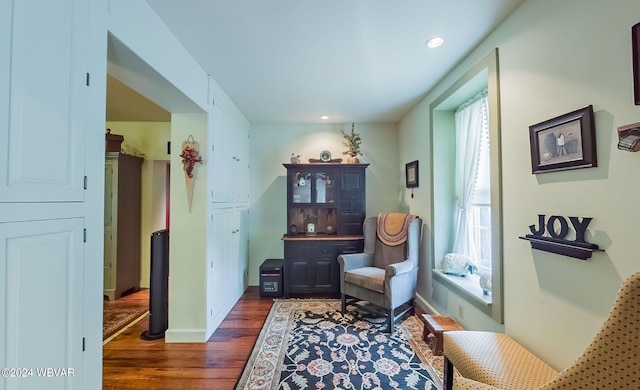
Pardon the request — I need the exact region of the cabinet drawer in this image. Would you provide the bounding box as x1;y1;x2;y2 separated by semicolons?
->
340;224;365;236
336;240;364;255
285;242;337;258
340;212;364;224
340;200;363;210
339;191;363;201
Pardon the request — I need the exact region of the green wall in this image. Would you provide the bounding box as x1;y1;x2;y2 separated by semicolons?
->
399;0;640;370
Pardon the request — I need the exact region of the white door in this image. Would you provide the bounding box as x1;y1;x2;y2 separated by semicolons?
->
206;207;233;335
209;102;234;203
0;0;87;203
233;121;250;203
0;0;99;388
0;219;84;390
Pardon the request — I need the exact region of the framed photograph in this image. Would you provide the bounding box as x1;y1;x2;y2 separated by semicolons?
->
529;105;596;174
633;22;640;105
405;160;419;187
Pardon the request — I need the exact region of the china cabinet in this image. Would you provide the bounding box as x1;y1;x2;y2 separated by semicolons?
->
282;163;368;297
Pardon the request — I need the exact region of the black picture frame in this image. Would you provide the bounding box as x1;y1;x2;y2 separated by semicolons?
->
633;22;640;105
529;105;597;174
405;160;419;187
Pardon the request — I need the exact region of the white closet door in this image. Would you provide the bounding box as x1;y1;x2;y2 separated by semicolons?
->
209;102;234;203
233;121;250;203
0;0;88;202
0;218;84;390
206;207;233;335
0;0;95;388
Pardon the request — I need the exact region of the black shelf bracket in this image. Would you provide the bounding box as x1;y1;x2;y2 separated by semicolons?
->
519;234;603;260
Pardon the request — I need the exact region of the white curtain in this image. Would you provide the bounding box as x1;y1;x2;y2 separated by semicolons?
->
452;90;488;257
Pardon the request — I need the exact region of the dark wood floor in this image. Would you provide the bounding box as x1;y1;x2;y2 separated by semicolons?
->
103;287;274;390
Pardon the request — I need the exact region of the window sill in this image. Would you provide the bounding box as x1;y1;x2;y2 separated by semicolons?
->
433;269;492;316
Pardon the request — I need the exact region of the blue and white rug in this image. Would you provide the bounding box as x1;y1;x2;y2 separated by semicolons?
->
235;300;442;390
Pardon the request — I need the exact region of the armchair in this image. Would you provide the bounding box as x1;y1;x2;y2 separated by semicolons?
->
338;213;422;332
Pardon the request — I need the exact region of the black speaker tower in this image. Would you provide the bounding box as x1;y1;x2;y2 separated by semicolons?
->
141;229;169;340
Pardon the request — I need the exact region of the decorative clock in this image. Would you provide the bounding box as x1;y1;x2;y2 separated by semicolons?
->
320;150;332;162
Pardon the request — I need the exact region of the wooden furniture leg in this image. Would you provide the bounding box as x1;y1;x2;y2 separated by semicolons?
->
444;355;454;390
422;314;463;356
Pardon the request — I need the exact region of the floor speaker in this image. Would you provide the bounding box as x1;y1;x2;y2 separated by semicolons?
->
141;229;169;340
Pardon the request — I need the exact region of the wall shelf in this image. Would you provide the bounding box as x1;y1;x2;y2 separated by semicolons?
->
519;234;603;260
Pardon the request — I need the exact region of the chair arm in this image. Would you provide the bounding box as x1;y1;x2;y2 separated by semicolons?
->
454;377;502;390
385;259;414;277
337;253;373;272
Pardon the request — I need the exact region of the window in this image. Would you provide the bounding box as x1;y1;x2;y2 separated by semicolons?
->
453;90;492;271
430;49;503;323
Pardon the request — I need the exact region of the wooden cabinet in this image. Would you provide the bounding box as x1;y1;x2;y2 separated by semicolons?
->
283;238;363;296
337;166;367;235
282;163;368;297
283;163;368;236
104;152;143;300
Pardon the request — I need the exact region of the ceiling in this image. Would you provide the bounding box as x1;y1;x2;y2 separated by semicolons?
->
108;0;525;123
106;76;171;122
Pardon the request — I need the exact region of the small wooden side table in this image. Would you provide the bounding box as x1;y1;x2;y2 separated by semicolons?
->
422;314;463;356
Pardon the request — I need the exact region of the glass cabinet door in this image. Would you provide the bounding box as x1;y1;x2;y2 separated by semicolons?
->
315;171;335;204
292;171;312;203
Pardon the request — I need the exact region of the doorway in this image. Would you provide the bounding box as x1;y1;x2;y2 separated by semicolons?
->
102;74;171;342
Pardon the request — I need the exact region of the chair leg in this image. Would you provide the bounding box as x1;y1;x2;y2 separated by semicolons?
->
386;308;393;333
443;356;454;390
409;298;415;315
341;294;346;314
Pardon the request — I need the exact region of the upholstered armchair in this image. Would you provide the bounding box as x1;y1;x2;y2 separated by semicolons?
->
338;213;422;332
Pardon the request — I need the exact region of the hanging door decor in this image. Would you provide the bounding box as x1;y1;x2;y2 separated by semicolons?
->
179;135;203;212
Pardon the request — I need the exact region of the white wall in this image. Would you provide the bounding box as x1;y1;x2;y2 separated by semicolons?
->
107;1;209;110
105;121;170;288
399;0;640;370
108;0;241;342
106;121;172;159
248;122;401;285
167;113;209;341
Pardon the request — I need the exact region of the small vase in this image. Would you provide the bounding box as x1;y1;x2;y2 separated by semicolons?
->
347;156;359;164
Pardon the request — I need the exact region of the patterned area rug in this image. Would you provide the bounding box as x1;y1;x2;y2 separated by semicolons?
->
103;305;148;341
236;299;444;390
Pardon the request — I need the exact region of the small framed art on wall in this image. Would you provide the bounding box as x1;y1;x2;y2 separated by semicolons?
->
405;160;419;187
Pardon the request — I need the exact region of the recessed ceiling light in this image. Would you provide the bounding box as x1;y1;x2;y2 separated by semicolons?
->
320;115;330;120
425;36;444;49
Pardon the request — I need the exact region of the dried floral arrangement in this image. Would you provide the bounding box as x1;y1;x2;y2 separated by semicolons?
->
180;144;203;178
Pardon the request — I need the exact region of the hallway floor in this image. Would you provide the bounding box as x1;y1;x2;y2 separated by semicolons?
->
103;287;274;390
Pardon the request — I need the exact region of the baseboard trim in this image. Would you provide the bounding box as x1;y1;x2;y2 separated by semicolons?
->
415;292;440;316
165;328;207;343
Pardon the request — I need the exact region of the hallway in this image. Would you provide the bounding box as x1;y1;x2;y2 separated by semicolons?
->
103;287;273;389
